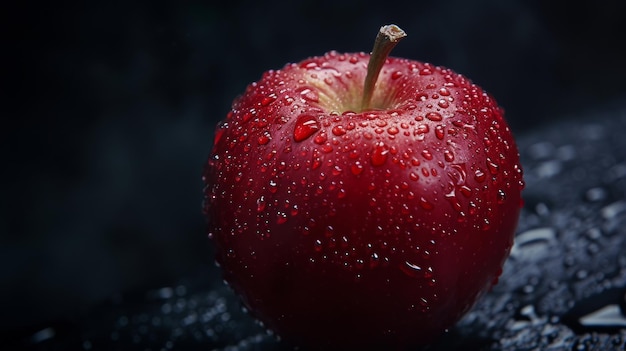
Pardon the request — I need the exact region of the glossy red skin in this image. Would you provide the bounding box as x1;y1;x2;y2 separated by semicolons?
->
203;51;524;349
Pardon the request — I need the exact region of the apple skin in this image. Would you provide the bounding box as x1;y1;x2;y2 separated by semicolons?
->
203;51;524;349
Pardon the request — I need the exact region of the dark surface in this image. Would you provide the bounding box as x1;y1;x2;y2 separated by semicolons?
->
3;0;626;349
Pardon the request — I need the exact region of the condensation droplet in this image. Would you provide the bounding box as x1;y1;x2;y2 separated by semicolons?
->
426;112;442;121
474;168;486;182
351;161;364;175
261;94;277;107
371;142;389;166
419;197;434;210
293;114;320;142
256;196;266;212
332;125;346;136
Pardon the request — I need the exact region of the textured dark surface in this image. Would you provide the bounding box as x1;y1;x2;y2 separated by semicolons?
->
14;104;626;350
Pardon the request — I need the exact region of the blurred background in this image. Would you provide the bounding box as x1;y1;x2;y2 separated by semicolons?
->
2;0;626;332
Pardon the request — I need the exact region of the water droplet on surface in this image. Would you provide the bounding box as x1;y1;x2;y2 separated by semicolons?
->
497;189;506;204
400;261;422;277
313;132;328;145
391;71;403;80
426;112;443;121
261;94;277;106
419;197;434;210
256;196;266;212
443;149;455;162
276;212;288;224
435;125;444;140
421;149;433;161
293;114;320;142
474;168;486;182
437;99;449;109
258;133;271;145
332;125;346;136
298;88;319;102
351;161;364;175
371;142;389;166
486;158;499;175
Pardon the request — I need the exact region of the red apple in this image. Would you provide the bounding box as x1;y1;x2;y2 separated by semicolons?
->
203;25;524;349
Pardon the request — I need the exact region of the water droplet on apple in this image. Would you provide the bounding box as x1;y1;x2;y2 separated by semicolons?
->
486;158;500;175
437;99;449;109
438;87;450;96
419;197;434;210
297;87;319;102
387;126;399;135
256;196;266;212
434;125;445;140
497;189;506;204
313;132;327;145
293;114;320;142
425;112;442;121
258;133;271;145
276;212;288;224
474;168;486;182
371;142;389;166
421;149;433;161
391;71;403;80
268;179;278;193
332;125;346;136
444;149;455;162
261;94;277;107
351;161;364;175
314;239;323;252
400;260;422;278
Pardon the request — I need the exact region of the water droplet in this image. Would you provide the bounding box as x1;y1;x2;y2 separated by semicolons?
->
474;168;486;182
371;142;389;166
443;149;455;162
425;112;442;121
486;158;499;175
261;94;277;107
351;161;364;175
290;204;299;216
332;125;346;136
419;197;434;210
437;100;449;109
313;132;328;144
438;87;450;96
434;125;444;140
314;239;323;252
391;71;403;80
268;179;278;193
298;87;319;102
293;114;320;142
257;133;271;145
276;212;288;224
400;261;422;278
421;149;433;161
256;196;266;212
497;189;506;204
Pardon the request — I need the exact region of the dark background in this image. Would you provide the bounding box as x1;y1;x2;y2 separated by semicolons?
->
2;0;626;332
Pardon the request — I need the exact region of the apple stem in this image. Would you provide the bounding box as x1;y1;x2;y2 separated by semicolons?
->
361;24;407;111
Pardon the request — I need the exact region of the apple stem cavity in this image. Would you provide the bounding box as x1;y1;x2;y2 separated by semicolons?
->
361;24;407;111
